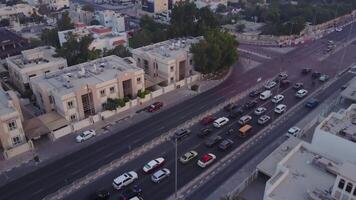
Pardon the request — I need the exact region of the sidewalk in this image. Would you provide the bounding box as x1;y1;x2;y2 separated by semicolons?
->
0;78;222;187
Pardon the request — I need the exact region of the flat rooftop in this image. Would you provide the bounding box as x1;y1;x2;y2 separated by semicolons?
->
132;37;201;62
341;76;356;101
33;55;143;96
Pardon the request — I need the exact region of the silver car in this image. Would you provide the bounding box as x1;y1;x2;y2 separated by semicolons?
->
151;168;170;183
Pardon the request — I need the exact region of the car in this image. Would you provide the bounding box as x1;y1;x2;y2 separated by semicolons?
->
238;115;252;125
244;100;258;109
147;102;163;112
258;115;271;125
151;168;170;183
327;40;334;45
254;107;267;116
264;81;277;89
249;89;262;97
93;189;110;200
143;157;165;173
179;150;198;164
296;89;308;98
112;171;138;190
286;127;302;137
201;115;215;125
319;74;329;82
129;197;143;200
306;98;319;108
272;94;284;103
198;128;212;137
224;103;237;112
312;71;322;78
260;90;272;100
335;27;343;32
302;68;312;74
280;79;291;87
174;128;190;140
204;135;223;147
218;139;234;150
274;104;287;114
293;82;304;90
197;153;216;168
120;185;142;200
213;117;229;128
76;129;96;143
277;72;288;80
228;106;244;119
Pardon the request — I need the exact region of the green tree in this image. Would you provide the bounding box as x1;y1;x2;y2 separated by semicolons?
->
215;4;227;13
104;45;131;57
82;4;95;12
57;11;74;31
40;28;60;48
90;19;100;25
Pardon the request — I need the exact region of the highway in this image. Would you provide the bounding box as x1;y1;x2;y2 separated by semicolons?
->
1;21;356;200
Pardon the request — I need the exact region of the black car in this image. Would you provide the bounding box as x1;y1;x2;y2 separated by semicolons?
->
120;185;142;200
293;82;304;90
228;107;244;119
224;103;238;112
302;68;312;74
205;135;223;147
280;79;291;87
174;128;190;140
244;100;258;109
198;128;212;137
249;89;261;97
312;71;321;78
305;98;319;108
218;139;234;150
93;190;110;200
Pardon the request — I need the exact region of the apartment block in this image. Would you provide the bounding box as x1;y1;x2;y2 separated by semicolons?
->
0;88;33;159
58;24;128;51
96;10;127;33
30;55;144;121
6;46;68;95
0;4;36;20
142;0;168;13
48;0;70;11
68;3;95;25
131;37;200;87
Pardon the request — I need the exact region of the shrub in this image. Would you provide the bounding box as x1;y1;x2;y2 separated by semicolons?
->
123;96;130;102
137;90;150;98
191;84;199;91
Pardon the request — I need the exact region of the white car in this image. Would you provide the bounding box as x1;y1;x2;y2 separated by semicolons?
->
238;115;252;125
112;171;138;190
143;157;165;173
151;168;171;183
296;89;308;98
179;150;198;164
286;127;302;137
274;104;287;114
272;94;284;103
335;27;343;32
254;107;267;116
264;81;277;89
258;115;271;125
197;153;216;168
213;117;229;128
76;129;96;143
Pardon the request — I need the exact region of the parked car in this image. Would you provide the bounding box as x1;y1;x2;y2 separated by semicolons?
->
277;72;288;80
286;127;302;138
254;107;267;116
224;103;238;112
120;185;142;200
305;98;319;108
93;190;110;200
312;71;322;78
280;79;291;87
258;115;271;125
274;104;287;114
319;74;329;82
213;117;229;128
143;157;165;173
249;89;262;97
218;139;234;151
205;135;223;147
197;153;216;168
296;89;308;98
174;129;190;140
264;81;277;89
198;128;212;137
335;27;343;32
238;115;252;125
151;168;170;183
147;102;163;112
302;68;312;74
112;171;138;190
201;115;215;125
260;90;272;100
244;100;258;109
179;150;198;164
76;129;96;143
293;82;304;90
272;94;284;104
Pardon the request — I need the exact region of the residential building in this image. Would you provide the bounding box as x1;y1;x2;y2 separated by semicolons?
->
68;3;95;25
194;0;228;11
48;0;70;11
0;28;30;59
131;37;200;87
142;0;168;13
6;46;68;95
0;3;36;20
58;24;128;51
0;88;33;159
30;55;145;121
96;10;127;33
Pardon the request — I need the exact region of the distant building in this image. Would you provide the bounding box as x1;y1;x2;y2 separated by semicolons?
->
68;3;95;25
48;0;70;11
0;88;33;159
0;28;30;59
30;55;145;121
142;0;168;13
131;37;200;88
6;46;68;95
0;4;36;23
194;0;227;11
96;10;127;33
58;24;128;51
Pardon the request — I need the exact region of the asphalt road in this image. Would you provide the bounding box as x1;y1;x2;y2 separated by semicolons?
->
1;22;356;200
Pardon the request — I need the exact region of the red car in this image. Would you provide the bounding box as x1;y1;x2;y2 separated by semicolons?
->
201;115;215;125
148;102;163;112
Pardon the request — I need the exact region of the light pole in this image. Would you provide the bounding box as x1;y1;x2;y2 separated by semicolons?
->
175;137;178;200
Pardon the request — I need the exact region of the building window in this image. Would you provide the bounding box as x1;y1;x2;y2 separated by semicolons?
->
170;77;174;82
353;187;356;196
102;103;107;110
338;179;345;189
70;114;76;121
29;74;37;78
137;77;141;84
67;101;74;109
346;182;353;193
137;58;141;64
100;89;106;97
110;87;115;94
8;121;17;131
12;136;21;146
170;66;174;72
189;59;193;65
49;95;55;104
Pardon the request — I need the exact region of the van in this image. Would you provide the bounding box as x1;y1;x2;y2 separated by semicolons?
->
213;117;229;128
239;124;252;137
238;115;252;125
260;90;272;100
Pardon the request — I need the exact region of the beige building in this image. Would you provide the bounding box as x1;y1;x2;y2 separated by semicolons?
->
30;55;145;121
6;46;68;95
131;37;200;88
0;88;33;159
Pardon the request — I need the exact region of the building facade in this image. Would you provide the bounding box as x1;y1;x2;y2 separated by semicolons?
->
142;0;168;13
30;55;145;121
0;4;36;20
194;0;228;11
48;0;70;11
68;3;95;25
96;10;127;33
6;46;68;95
